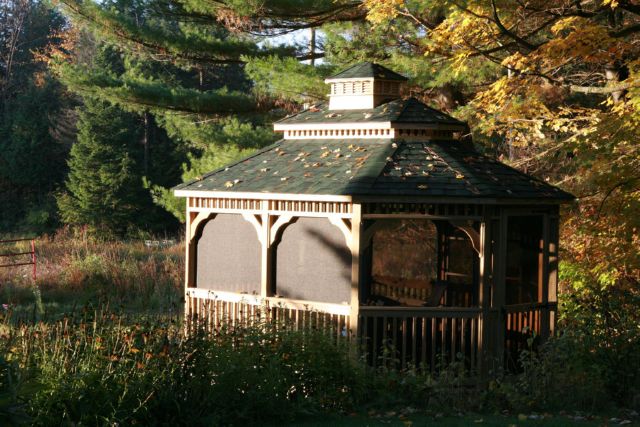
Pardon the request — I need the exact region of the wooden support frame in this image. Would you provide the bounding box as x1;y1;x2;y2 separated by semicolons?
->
478;206;493;379
182;195;564;377
349;204;362;337
490;208;507;375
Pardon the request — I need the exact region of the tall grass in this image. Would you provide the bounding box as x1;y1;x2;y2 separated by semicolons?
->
0;228;183;319
0;309;373;425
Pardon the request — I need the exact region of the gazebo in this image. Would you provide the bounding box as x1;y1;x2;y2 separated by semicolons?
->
174;62;574;374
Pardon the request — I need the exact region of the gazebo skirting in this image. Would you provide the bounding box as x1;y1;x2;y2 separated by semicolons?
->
185;289;557;373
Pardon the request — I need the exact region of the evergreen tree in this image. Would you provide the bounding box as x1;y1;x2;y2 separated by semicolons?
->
58;98;148;237
0;0;69;232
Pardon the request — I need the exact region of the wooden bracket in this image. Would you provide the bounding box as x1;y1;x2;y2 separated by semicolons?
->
328;216;353;249
242;213;264;244
361;220;385;249
189;212;216;242
450;220;481;256
270;215;295;245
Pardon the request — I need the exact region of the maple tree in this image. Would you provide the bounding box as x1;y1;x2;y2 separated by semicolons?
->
358;0;639;292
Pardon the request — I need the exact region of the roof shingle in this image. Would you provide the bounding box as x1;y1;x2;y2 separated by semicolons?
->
174;138;574;202
276;98;466;128
327;62;408;81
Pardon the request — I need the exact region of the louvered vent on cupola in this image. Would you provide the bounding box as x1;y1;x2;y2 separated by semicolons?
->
324;62;408;110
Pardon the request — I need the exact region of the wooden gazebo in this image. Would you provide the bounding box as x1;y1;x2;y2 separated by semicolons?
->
174;62;574;374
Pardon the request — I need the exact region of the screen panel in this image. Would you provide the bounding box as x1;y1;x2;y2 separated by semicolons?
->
196;214;261;294
276;217;351;304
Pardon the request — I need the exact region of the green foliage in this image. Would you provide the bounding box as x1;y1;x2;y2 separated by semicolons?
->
56;63;259;114
486;268;640;412
0;79;67;190
0;1;69;233
152;117;277;221
245;56;333;103
0;311;364;425
57;98;149;237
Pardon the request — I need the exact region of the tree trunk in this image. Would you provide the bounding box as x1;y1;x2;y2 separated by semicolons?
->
309;28;316;66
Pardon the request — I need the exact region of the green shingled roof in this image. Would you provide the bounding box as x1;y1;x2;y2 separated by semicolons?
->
276;98;466;128
327;62;408;81
174;138;574;202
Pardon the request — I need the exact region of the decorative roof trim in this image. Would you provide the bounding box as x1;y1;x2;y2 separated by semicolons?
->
174;190;354;201
274;122;466;132
274;121;392;131
283;128;395;139
324;77;376;83
280;128;458;140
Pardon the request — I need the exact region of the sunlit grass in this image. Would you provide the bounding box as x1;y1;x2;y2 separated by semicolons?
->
0;228;183;320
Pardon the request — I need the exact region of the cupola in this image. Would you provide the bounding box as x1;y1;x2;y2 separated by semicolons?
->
325;62;408;110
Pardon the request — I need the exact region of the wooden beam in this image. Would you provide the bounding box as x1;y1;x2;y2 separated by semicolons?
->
540;212;551;339
260;202;271;298
547;210;560;335
478;207;493;379
350;204;362;339
492;209;508;374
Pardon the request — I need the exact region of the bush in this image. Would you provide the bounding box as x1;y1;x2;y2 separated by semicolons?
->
489;282;640;412
1;311;372;425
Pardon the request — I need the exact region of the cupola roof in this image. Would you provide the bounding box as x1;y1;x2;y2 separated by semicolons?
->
326;62;408;81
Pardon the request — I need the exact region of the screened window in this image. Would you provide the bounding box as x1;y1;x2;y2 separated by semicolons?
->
505;216;543;304
367;220;479;307
368;219;439;306
275;218;351;304
196;214;261;294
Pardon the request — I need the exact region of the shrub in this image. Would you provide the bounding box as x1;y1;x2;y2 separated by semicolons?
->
489;282;640;412
1;311;373;425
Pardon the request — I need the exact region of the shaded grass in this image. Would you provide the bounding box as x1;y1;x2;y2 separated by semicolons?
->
1;309;369;425
275;413;621;427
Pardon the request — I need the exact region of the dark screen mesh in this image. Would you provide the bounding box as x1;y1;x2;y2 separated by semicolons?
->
196;214;261;294
276;217;351;304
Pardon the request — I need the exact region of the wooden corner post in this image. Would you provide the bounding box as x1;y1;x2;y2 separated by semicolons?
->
491;209;507;374
350;203;362;340
478;206;493;379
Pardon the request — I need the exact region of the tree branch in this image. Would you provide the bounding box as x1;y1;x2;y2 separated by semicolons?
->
569;81;637;94
490;0;538;51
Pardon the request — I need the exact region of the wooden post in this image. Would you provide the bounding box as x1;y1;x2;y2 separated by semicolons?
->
350;203;362;339
260;200;271;299
547;208;560;335
184;199;194;329
490;208;507;375
479;208;507;379
540;211;551;340
478;206;493;379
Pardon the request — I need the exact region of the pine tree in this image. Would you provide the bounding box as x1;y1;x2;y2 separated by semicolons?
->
0;0;69;232
57;98;147;237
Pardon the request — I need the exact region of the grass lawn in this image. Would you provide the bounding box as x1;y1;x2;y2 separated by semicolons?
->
279;413;637;426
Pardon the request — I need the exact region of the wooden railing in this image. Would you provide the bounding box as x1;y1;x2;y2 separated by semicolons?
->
358;306;482;372
0;238;36;281
185;289;351;342
504;302;557;369
186;289;557;374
